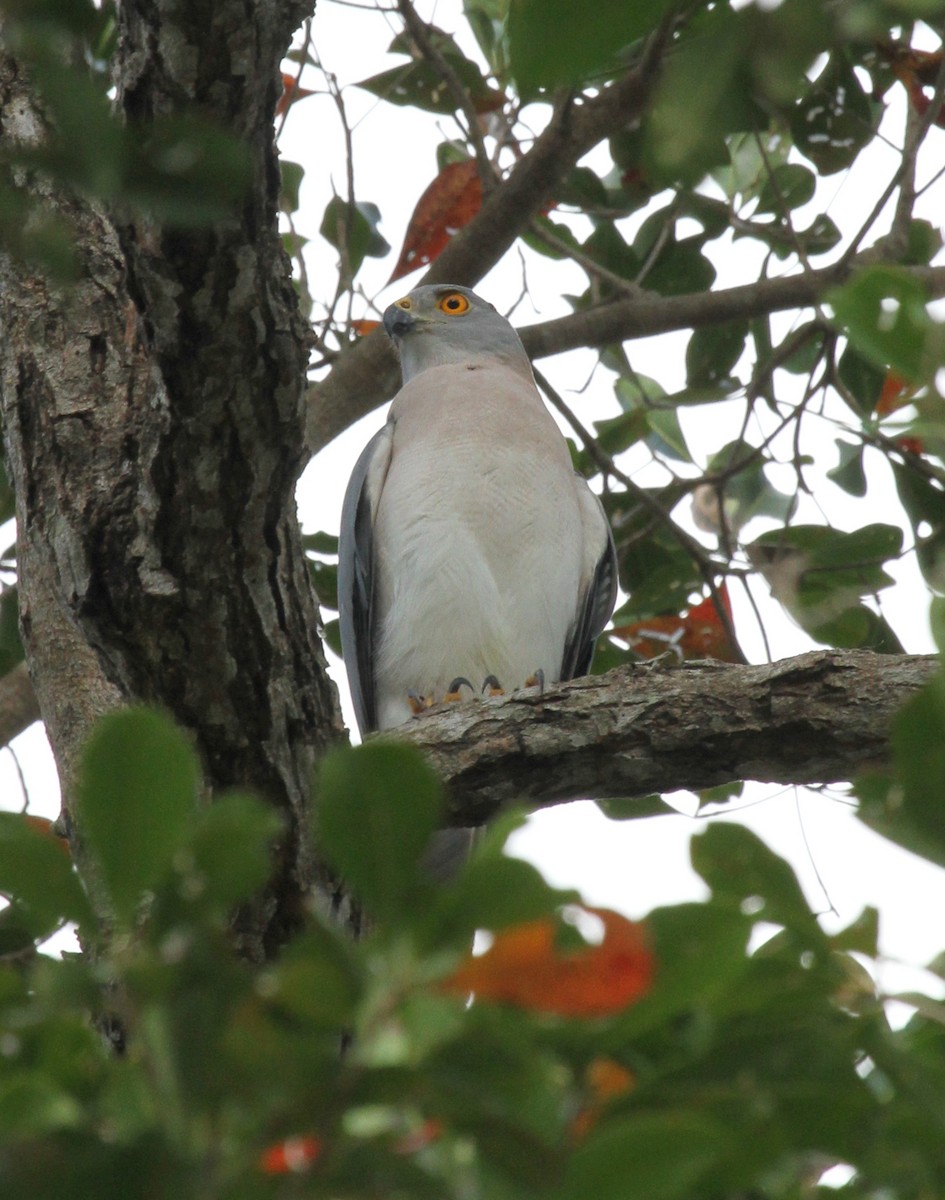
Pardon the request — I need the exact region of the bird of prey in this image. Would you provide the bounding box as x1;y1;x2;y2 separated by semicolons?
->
338;284;617;873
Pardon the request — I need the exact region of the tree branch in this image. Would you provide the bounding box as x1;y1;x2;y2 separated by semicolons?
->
306;248;945;455
0;663;40;750
305;36;669;453
387;650;939;826
518;262;945;361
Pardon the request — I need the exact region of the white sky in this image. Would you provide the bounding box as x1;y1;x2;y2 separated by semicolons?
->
2;2;945;1011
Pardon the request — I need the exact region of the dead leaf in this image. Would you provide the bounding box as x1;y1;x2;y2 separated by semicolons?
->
875;370;914;416
388;160;483;283
613;584;741;663
442;907;654;1018
351;318;381;336
276;72;315;118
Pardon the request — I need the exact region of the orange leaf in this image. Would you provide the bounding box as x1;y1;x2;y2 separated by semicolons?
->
613;583;740;663
275;72;315;118
259;1134;322;1175
882;44;945;127
442;907;654;1018
388;161;483;283
572;1057;635;1140
22;814;71;858
350;318;381;336
875;370;914;416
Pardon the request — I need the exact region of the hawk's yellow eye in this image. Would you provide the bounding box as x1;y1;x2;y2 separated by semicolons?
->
437;292;470;315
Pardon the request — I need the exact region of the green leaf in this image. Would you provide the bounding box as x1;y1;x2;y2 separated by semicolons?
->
791;54;878;175
313;742;443;922
259;923;362;1027
508;0;674;93
836;343;884;415
357;30;502;114
301;529;340;555
686;320;749;387
830;266;944;384
561;1112;731;1200
596;794;675;820
320;197;390;278
428;849;577;949
76;708;199;923
187;792;281;914
691;823;826;950
279;159;304;214
892;461;945;591
748;524;904;634
0;814;94;937
755;162;816;213
613;904;752;1043
0;587;24;675
827;439;867;497
830;906;880;956
889;674;945;865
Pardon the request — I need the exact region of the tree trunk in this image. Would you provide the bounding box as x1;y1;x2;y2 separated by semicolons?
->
0;3;348;960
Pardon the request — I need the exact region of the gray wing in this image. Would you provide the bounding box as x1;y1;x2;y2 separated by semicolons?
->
337;423;394;735
561;479;618;681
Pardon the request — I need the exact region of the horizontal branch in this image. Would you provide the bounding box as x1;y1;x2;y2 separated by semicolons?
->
388;650;939;826
519;261;945;360
306;250;945;457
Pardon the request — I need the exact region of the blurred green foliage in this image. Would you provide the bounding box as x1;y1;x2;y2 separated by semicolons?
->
1;712;945;1197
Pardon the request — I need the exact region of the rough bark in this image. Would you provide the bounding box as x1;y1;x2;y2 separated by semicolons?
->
0;661;39;750
0;3;347;958
390;650;939;826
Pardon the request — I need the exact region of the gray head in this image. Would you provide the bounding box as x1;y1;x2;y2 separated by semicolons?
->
383;284;532;383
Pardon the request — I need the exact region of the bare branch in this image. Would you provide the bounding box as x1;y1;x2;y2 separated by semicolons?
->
518;262;945;360
386;650;939;826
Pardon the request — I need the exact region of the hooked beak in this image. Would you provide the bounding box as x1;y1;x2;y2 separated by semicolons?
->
383;304;415;340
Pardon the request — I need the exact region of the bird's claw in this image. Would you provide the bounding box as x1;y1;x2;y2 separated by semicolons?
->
524;668;545;694
482;674;505;697
407;689;434;716
444;677;475;703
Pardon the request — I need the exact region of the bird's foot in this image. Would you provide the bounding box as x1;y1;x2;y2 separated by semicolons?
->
524;668;546;694
481;674;505;697
444;677;475;703
407;689;434;716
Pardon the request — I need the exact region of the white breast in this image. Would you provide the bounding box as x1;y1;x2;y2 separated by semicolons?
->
371;363;586;730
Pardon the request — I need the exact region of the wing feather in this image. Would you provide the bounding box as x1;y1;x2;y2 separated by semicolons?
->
561;479;618;681
337;423;394;734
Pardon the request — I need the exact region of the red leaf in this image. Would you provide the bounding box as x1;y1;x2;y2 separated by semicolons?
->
896;436;925;456
350;318;381;336
875;370;914;416
613;583;740;663
259;1134;322;1174
276;72;315;118
388;161;483;283
441;907;654;1018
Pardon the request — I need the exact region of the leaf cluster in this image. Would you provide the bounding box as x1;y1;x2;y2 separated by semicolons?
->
1;711;945;1198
